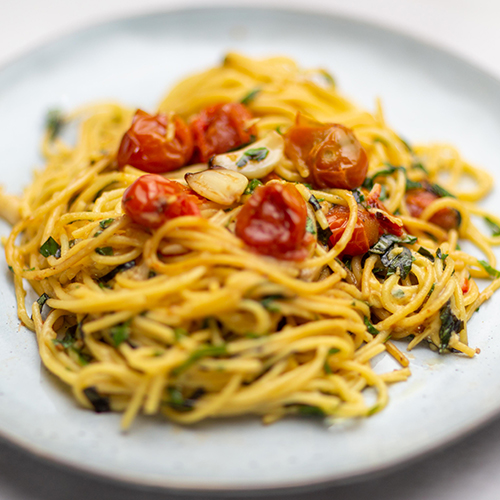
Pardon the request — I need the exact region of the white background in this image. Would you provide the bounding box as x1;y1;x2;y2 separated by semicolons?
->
1;0;500;499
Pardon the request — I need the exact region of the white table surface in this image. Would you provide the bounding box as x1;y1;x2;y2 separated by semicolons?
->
1;0;500;498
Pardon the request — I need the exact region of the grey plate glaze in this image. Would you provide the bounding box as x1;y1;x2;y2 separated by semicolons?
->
1;6;500;493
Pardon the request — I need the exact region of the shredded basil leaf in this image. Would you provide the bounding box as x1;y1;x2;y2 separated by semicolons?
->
438;300;464;353
100;260;136;283
172;345;227;376
436;248;448;262
382;246;413;280
478;260;500;278
429;183;455;199
292;404;326;417
317;225;333;247
308;195;322;212
417;246;435;262
484;216;500;237
95;247;113;256
236;147;269;168
260;295;286;313
110;321;131;347
53;329;76;349
243;178;263;195
364;316;379;335
39;236;61;258
240;88;261;105
370;234;417;255
305;217;317;235
83;386;111;413
46;109;64;141
99;218;114;229
37;293;50;311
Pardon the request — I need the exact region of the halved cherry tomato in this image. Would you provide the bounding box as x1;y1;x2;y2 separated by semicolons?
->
405;188;460;230
235;183;311;260
117;110;193;173
284;114;368;190
122;174;200;228
326;204;380;256
190;103;256;163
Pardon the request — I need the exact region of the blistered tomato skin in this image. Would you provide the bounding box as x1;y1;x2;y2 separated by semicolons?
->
117;110;193;173
190;103;256;163
327;205;380;256
122;174;200;228
235;183;310;260
284;115;368;190
405;188;460;230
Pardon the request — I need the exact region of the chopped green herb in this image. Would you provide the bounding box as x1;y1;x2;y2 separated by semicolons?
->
436;248;448;262
46;109;64;141
319;69;335;86
317;225;333;247
368;405;380;416
370;234;417;255
37;293;50;311
352;188;365;203
99;218;114;230
53;329;76;349
39;236;61;258
391;288;405;299
308;195;322;212
109;321;131;347
83;386;111;413
148;270;157;279
364;316;379;335
243;178;263;195
93;231;102;238
478;260;500;278
382;246;413;279
429;183;455;199
293;404;326;417
167;387;204;412
7;265;13;273
484;216;500;237
172;345;227;376
240;88;261;105
95;247;113;256
412;162;429;174
305;217;317;235
100;260;136;283
405;178;423;191
174;327;188;340
438;300;464;353
373;137;389;147
236;147;269;168
417;246;435;262
260;294;286;313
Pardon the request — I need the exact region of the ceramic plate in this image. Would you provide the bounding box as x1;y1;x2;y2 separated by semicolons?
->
1;6;500;493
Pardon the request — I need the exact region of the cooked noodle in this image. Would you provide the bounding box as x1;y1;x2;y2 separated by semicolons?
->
2;53;499;430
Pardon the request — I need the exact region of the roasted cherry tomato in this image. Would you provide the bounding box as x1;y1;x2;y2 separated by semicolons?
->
235;183;310;260
117;109;193;173
405;188;460;230
326;204;380;256
284;114;368;190
122;174;200;228
190;102;256;163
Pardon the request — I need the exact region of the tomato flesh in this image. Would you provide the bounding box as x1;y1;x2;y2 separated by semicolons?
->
117;109;193;173
327;204;380;256
235;183;310;260
122;174;200;228
284;115;368;190
190;102;256;163
405;188;460;230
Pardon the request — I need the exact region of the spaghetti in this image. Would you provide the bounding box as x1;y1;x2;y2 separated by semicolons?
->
3;53;500;430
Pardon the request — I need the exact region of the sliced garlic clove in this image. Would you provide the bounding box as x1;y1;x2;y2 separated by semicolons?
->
212;131;284;179
185;167;248;206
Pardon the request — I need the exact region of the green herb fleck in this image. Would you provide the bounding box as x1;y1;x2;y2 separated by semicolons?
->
438;300;464;353
417;246;435;262
364;316;379;335
478;260;500;278
172;345;227;376
240;88;261;105
39;236;61;258
99;218;114;230
37;293;50;311
236;147;269;168
484;216;500;237
436;248;448;262
83;386;110;413
95;247;113;256
46;109;64;141
305;217;317;235
110;321;131;347
243;178;263;195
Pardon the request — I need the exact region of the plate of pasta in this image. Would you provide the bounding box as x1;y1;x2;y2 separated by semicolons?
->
1;6;500;492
